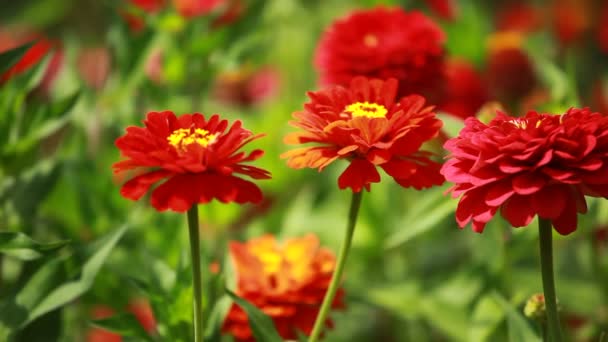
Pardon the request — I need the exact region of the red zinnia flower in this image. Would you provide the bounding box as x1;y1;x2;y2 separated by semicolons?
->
282;76;444;192
441;108;608;235
113;111;271;212
495;3;544;34
222;234;343;342
173;0;223;18
314;6;446;99
0;36;54;84
438;58;488;119
425;0;458;21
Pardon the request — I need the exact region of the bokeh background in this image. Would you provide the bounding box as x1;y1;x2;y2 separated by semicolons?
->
1;0;608;341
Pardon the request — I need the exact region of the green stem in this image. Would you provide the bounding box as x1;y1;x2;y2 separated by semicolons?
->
538;218;563;342
309;191;363;342
187;206;204;342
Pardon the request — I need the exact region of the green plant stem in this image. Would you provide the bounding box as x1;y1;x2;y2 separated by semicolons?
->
187;206;204;342
309;191;363;342
538;218;563;342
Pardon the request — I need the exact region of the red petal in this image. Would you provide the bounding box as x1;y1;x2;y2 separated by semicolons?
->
512;173;545;195
485;179;515;206
552;194;578;235
338;159;380;192
381;159;417;179
501;195;535;227
120;170;173;200
531;185;566;220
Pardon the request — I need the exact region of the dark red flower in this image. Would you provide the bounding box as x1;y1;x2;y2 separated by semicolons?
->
314;6;446;99
212;66;280;107
442;108;608;235
172;0;223;18
495;3;544;34
282;76;444;192
113;111;271;212
597;4;608;54
0;37;53;84
438;58;488;119
222;234;343;342
551;0;589;47
486;41;536;103
425;0;458;21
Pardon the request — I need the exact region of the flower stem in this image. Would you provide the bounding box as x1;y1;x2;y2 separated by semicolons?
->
538;218;563;342
309;191;363;342
187;206;204;342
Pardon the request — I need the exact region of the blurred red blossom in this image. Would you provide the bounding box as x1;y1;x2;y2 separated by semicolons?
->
173;0;223;18
438;58;488;119
597;4;608;53
314;6;446;99
213;66;280;107
77;46;111;90
551;0;590;47
425;0;458;21
222;234;343;342
86;300;156;342
442;108;608;235
282;77;444;192
0;30;59;85
495;2;544;33
122;0;165;32
113;111;271;212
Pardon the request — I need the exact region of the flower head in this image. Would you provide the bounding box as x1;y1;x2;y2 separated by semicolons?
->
282;76;444;192
113;111;271;212
438;58;488;119
314;6;446;98
222;234;343;342
441;108;608;235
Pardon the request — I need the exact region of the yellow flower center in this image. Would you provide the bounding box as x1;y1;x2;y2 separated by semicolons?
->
508;118;543;129
345;101;387;118
364;34;378;47
167;128;217;151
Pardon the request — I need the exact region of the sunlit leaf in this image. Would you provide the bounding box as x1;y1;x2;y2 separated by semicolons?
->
0;231;69;261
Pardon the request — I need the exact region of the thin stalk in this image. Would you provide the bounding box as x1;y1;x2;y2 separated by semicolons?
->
538;218;564;342
187;206;204;342
309;191;363;342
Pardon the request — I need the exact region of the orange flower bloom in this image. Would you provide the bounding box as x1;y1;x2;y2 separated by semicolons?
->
282;76;444;192
222;234;343;342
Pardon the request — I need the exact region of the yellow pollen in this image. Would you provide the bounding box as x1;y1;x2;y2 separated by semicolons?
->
167;127;217;150
345;101;387;118
509;118;542;129
364;34;378;47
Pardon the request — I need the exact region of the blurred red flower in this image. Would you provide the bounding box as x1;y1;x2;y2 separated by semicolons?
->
486;37;536;103
314;6;446;99
77;46;111;90
425;0;458;21
0;36;54;85
113;111;271;212
551;0;589;47
438;58;488;119
212;66;280;107
442;108;608;235
495;3;544;34
122;0;165;32
282;77;444;192
222;234;343;342
86;300;156;342
173;0;223;18
597;4;608;54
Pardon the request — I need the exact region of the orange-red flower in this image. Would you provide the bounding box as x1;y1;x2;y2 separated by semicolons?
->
113;111;271;212
282;76;444;192
314;6;446;99
442;108;608;235
222;234;343;342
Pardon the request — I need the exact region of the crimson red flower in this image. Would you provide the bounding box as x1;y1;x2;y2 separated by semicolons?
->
222;234;343;342
486;46;536;103
282;76;444;192
0;37;53;84
173;0;223;18
438;58;488;119
598;4;608;54
113;111;271;212
441;108;608;235
495;3;544;34
314;6;446;99
425;0;458;21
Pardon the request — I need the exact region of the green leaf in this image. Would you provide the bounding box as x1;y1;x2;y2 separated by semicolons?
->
91;313;155;342
204;295;232;341
0;232;69;261
225;289;282;342
469;295;505;342
492;292;541;342
0;225;128;337
385;185;457;250
437;113;466;138
0;42;35;75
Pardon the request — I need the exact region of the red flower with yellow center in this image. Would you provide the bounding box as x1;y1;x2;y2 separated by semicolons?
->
282;76;444;192
222;234;343;342
441;108;608;235
314;6;446;99
113;111;270;212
